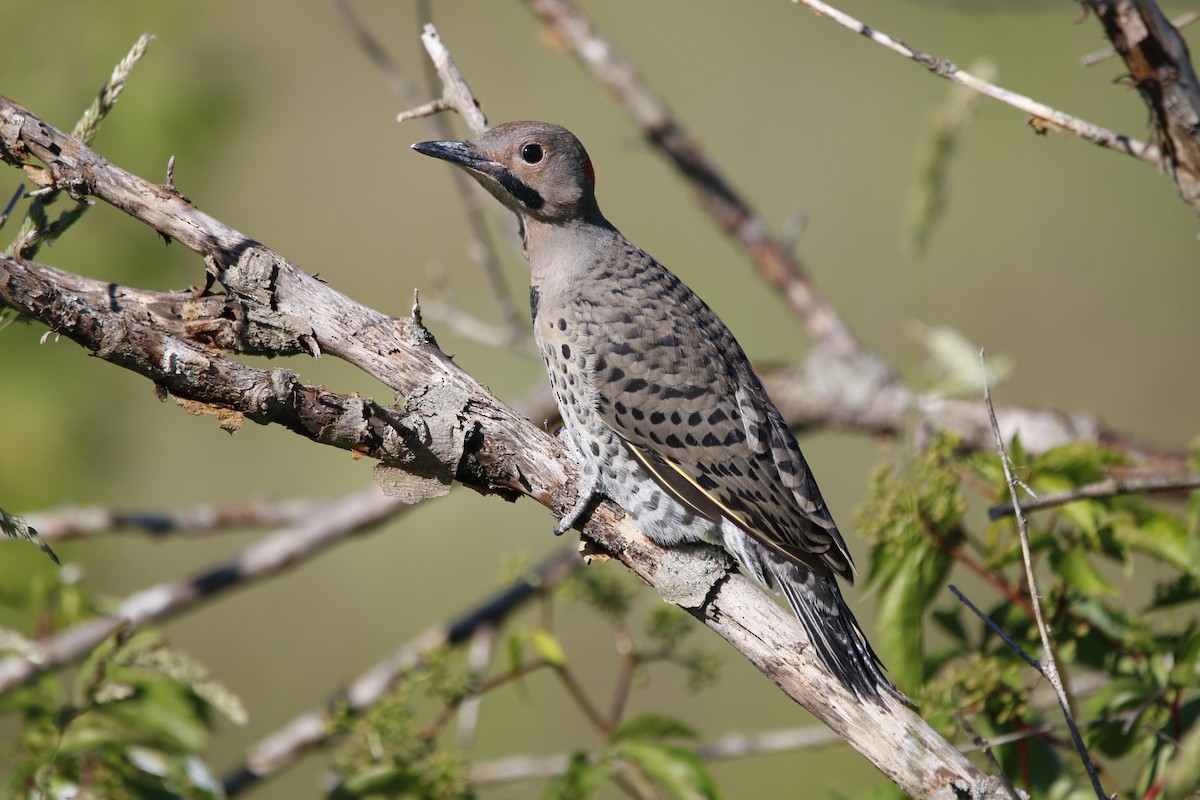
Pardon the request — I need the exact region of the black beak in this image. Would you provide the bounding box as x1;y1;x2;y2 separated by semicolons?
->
412;138;546;211
411;140;496;174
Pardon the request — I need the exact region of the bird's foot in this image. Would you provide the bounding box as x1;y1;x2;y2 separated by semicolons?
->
553;472;602;536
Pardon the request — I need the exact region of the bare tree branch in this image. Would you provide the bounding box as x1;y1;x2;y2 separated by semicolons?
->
1083;0;1200;213
791;0;1159;165
988;471;1200;520
0;95;1009;798
983;353;1108;800
0;487;407;694
25;497;327;541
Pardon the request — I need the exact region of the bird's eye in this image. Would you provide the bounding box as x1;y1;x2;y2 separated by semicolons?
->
520;143;544;164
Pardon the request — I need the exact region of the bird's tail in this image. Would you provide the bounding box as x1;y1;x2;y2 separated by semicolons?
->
764;552;904;705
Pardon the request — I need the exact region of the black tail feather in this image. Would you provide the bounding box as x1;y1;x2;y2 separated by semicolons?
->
766;554;906;706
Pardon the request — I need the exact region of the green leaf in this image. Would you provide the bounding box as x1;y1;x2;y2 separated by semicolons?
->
1151;573;1200;609
329;764;428;798
1049;546;1115;597
1116;512;1199;578
0;507;59;564
530;628;568;668
541;753;611;800
876;538;952;688
1031;443;1124;486
1058;500;1099;537
615;741;719;800
611;713;697;743
1163;714;1200;800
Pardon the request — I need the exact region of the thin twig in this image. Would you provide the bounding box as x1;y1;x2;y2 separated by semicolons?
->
0;183;22;230
412;8;527;340
8;34;155;260
555;663;612;737
470;725;841;785
988;472;1200;520
949;585;1044;674
607;620;636;730
332;3;524;338
0;488;407;695
792;0;1157;166
393;19;527;341
328;0;416;101
396;24;486;133
23;497;326;541
457;622;497;748
982;349;1108;800
419;296;536;354
955;713;1023;800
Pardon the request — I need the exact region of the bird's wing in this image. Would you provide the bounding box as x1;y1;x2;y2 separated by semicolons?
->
583;256;856;582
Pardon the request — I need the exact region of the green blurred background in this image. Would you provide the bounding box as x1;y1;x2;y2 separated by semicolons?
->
2;1;1197;796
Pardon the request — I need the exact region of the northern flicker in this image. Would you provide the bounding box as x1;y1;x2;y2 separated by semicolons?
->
413;122;895;702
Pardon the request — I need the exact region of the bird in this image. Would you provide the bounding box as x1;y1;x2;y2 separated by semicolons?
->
413;121;896;702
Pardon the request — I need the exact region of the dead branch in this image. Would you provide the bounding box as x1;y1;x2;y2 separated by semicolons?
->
987;471;1200;519
791;0;1159;166
0;487;407;694
983;355;1107;800
0;94;1007;798
1083;0;1200;213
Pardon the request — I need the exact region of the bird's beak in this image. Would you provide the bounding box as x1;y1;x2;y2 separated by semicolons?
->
411;140;498;175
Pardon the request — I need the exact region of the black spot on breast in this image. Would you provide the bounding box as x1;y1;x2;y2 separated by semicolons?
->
625;378;648;393
685;433;698;446
590;441;601;457
670;411;683;425
595;355;608;372
689;412;702;426
561;344;571;359
609;367;626;382
529;286;540;322
649;411;665;425
664;434;683;448
558;318;567;331
707;409;727;425
631;407;645;421
702;432;720;447
615;400;627;415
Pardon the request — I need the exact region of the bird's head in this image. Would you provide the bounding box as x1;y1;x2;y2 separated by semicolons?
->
413;121;602;225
